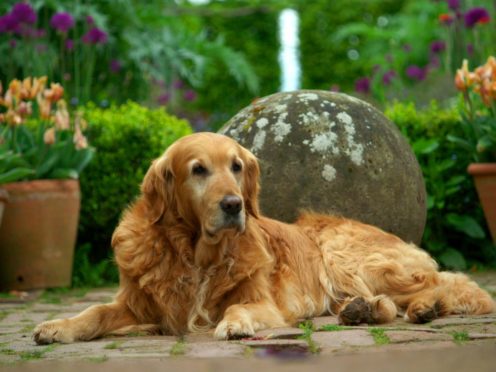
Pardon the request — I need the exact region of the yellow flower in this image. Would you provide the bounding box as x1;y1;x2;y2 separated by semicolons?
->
43;127;56;145
37;94;52;120
54;100;70;130
73;117;88;149
8;79;22;100
5;109;22;127
30;76;47;99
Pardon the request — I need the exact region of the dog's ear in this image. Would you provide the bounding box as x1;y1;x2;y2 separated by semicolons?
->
141;155;174;224
240;147;260;218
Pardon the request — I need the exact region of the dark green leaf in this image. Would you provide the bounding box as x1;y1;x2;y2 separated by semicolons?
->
446;213;485;239
0;168;35;184
439;248;467;270
49;169;79;179
412;139;439;155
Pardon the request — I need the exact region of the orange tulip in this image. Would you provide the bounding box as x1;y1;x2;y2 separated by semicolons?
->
44;83;64;102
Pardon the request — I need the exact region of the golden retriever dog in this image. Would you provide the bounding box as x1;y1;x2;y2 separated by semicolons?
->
33;132;494;344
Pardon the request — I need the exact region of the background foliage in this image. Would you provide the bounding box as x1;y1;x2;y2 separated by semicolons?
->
386;101;496;270
1;0;495;287
78;102;191;265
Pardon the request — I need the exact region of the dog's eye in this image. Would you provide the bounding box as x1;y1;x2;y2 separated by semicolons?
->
192;164;208;176
232;161;242;173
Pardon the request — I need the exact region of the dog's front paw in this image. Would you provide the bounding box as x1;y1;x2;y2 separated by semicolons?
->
33;319;75;345
214;318;255;340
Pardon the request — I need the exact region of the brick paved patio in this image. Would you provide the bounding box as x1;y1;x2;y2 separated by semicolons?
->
1;272;495;370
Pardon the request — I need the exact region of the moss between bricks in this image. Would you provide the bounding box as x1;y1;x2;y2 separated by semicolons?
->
451;331;470;344
18;344;56;361
170;339;186;356
104;341;123;350
369;328;391;345
297;320;320;354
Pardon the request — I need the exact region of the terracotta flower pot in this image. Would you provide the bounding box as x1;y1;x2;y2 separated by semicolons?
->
0;179;80;290
0;189;7;227
468;163;496;243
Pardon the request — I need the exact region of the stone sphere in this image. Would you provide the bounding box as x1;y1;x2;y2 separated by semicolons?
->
219;90;426;244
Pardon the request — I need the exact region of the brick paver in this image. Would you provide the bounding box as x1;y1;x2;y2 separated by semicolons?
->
1;272;496;369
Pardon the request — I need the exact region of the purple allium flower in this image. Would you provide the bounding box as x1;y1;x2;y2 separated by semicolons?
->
0;13;20;33
464;7;490;28
183;89;197;102
50;12;74;33
173;79;184;89
382;70;396;85
354;77;370;93
386;54;393;63
467;43;474;56
9;39;17;48
11;2;37;24
329;84;340;92
157;93;170;105
372;64;381;76
430;40;446;53
406;65;427;81
110;59;122;73
447;0;460;11
65;38;74;51
86;15;94;25
35;28;46;38
429;56;440;69
402;44;412;52
82;27;108;44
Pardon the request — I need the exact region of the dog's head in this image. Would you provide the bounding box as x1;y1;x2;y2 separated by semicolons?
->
141;133;260;242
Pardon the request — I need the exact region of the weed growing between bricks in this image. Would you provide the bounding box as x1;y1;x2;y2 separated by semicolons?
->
451;331;470;344
297;320;320;354
369;328;391;345
170;338;186;356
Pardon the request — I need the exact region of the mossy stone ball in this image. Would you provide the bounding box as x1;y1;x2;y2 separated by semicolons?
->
219;90;426;244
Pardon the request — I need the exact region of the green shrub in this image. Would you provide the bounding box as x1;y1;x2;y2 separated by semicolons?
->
78;102;192;264
385;101;496;270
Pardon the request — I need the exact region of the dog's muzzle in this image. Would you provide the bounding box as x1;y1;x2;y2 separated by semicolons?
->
219;195;244;230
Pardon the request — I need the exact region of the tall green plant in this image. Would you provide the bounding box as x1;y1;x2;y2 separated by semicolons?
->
0;0;259;105
0;77;94;184
386;101;495;270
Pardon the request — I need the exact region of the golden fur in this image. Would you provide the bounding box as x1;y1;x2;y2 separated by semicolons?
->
34;132;495;343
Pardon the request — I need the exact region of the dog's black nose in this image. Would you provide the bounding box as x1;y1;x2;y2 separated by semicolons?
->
220;195;242;216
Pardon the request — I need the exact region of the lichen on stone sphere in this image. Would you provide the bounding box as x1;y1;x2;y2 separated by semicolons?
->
219;90;426;244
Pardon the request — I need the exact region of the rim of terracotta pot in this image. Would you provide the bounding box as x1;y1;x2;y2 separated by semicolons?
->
1;179;79;193
467;163;496;176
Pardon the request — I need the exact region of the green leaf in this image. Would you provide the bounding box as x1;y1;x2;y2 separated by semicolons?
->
426;195;435;210
439;248;467;270
446;213;486;239
446;175;466;187
49;169;79;179
447;135;473;152
412;139;439;155
73;149;95;173
35;152;60;178
0;168;35;184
